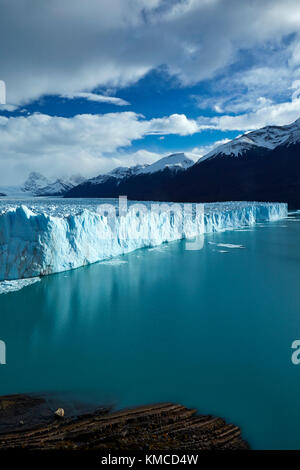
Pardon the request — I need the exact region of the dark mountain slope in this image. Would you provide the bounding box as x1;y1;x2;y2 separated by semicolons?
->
65;116;300;208
171;142;300;207
65;142;300;207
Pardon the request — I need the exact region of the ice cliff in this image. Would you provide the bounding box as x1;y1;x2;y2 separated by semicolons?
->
0;202;287;281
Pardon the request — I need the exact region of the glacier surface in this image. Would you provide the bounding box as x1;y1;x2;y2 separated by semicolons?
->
0;200;287;281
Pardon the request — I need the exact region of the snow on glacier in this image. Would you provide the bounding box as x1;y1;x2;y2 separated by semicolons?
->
0;200;287;281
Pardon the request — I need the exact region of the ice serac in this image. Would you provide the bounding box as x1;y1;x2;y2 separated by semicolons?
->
0;202;287;281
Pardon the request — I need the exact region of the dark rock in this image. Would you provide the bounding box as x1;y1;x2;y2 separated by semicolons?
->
0;394;249;450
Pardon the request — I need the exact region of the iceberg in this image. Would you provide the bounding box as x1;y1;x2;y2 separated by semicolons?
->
0;277;40;295
0;201;287;281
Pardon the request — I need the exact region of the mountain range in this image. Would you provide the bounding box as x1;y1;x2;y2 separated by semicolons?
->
0;153;194;198
65;117;300;208
1;117;300;207
0;173;86;197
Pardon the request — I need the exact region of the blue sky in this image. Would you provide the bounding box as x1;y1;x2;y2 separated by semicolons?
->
5;71;239;155
1;0;300;184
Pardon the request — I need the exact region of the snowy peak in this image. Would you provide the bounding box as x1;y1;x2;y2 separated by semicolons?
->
36;179;72;196
139;153;194;174
88;164;149;185
108;164;149;178
23;172;51;193
68;174;86;186
200;117;300;162
22;172;86;196
84;153;194;186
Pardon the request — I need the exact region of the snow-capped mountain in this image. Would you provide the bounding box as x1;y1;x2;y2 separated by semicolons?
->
22;172;86;196
88;164;149;185
23;172;51;193
84;153;193;186
109;164;149;178
1;153;193;199
34;175;86;196
0;173;86;198
65;153;194;197
139;153;194;174
65;116;300;207
168;116;300;208
200;118;300;161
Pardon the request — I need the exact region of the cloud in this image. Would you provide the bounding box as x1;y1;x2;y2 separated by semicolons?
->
147;113;200;135
0;80;5;105
0;112;200;184
61;92;130;106
193;63;298;115
110;149;163;168
194;93;274;115
2;0;300;105
198;96;300;131
0;104;18;112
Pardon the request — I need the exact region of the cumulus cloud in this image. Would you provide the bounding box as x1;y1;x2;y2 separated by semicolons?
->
0;112;200;184
147;114;200;135
109;149;163;168
2;0;300;105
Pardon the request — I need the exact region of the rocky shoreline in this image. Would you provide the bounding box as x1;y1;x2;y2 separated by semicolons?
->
0;394;249;451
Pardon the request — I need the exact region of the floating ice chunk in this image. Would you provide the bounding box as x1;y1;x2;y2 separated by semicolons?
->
209;242;244;249
99;259;128;266
0;277;40;295
216;243;244;249
147;246;168;252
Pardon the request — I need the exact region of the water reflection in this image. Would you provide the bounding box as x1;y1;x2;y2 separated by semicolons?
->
1;222;300;449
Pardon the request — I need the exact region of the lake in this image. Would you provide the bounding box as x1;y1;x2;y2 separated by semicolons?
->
0;209;299;449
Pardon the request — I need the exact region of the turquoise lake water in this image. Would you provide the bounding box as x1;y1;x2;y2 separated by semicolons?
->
1;214;300;449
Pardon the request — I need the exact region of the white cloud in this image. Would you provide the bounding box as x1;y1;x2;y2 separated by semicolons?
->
194;93;274;115
61;92;130;106
200;97;300;131
147;114;200;135
193;61;299;116
0;104;18;112
2;0;300;105
110;149;163;168
0;112;200;184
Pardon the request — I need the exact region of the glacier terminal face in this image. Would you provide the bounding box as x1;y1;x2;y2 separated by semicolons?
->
0;201;287;281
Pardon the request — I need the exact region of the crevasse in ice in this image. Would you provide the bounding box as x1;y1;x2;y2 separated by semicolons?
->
0;201;287;281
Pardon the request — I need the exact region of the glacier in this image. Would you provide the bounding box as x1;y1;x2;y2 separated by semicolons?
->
0;200;287;281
